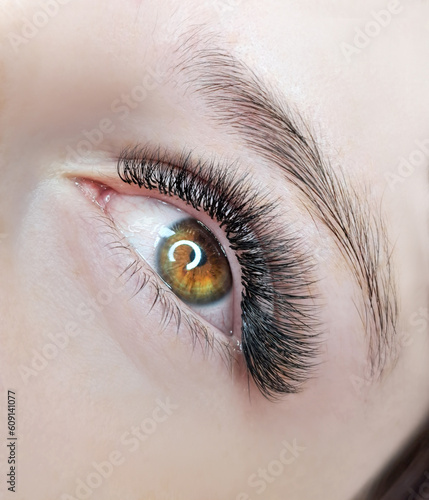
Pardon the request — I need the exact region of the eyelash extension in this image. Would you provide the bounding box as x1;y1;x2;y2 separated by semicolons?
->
117;145;321;400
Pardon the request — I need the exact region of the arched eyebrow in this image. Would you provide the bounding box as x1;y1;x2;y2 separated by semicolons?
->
169;28;398;375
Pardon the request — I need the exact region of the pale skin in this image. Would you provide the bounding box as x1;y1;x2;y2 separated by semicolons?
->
1;1;429;499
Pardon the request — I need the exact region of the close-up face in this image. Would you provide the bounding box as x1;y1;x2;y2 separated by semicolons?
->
1;1;429;499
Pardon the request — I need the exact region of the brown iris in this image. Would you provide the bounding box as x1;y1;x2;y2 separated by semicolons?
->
156;219;233;305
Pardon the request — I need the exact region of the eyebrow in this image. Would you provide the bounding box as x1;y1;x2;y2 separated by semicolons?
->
169;27;398;375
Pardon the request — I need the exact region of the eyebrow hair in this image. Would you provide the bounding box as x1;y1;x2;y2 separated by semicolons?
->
170;27;398;375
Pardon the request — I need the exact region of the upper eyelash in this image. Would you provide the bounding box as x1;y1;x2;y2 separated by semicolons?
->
117;145;322;400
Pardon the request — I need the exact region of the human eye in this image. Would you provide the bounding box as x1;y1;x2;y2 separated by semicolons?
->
75;145;320;400
80;185;236;336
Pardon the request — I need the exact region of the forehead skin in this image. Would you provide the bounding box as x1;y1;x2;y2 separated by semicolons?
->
0;1;429;500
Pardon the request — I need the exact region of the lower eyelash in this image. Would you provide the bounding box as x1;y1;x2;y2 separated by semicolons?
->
95;211;237;368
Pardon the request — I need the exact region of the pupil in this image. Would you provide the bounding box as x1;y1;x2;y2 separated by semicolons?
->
189;247;207;268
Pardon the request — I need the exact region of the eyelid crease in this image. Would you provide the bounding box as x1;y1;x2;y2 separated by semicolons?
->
116;145;322;400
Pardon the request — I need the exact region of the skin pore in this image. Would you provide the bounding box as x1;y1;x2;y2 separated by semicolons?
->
1;1;429;499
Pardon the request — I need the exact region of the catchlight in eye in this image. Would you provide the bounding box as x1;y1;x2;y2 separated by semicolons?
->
156;219;233;305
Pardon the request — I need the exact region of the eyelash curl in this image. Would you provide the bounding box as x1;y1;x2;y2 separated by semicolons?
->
117;145;321;400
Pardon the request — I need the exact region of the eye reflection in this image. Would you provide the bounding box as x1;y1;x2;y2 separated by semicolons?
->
156;219;233;305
